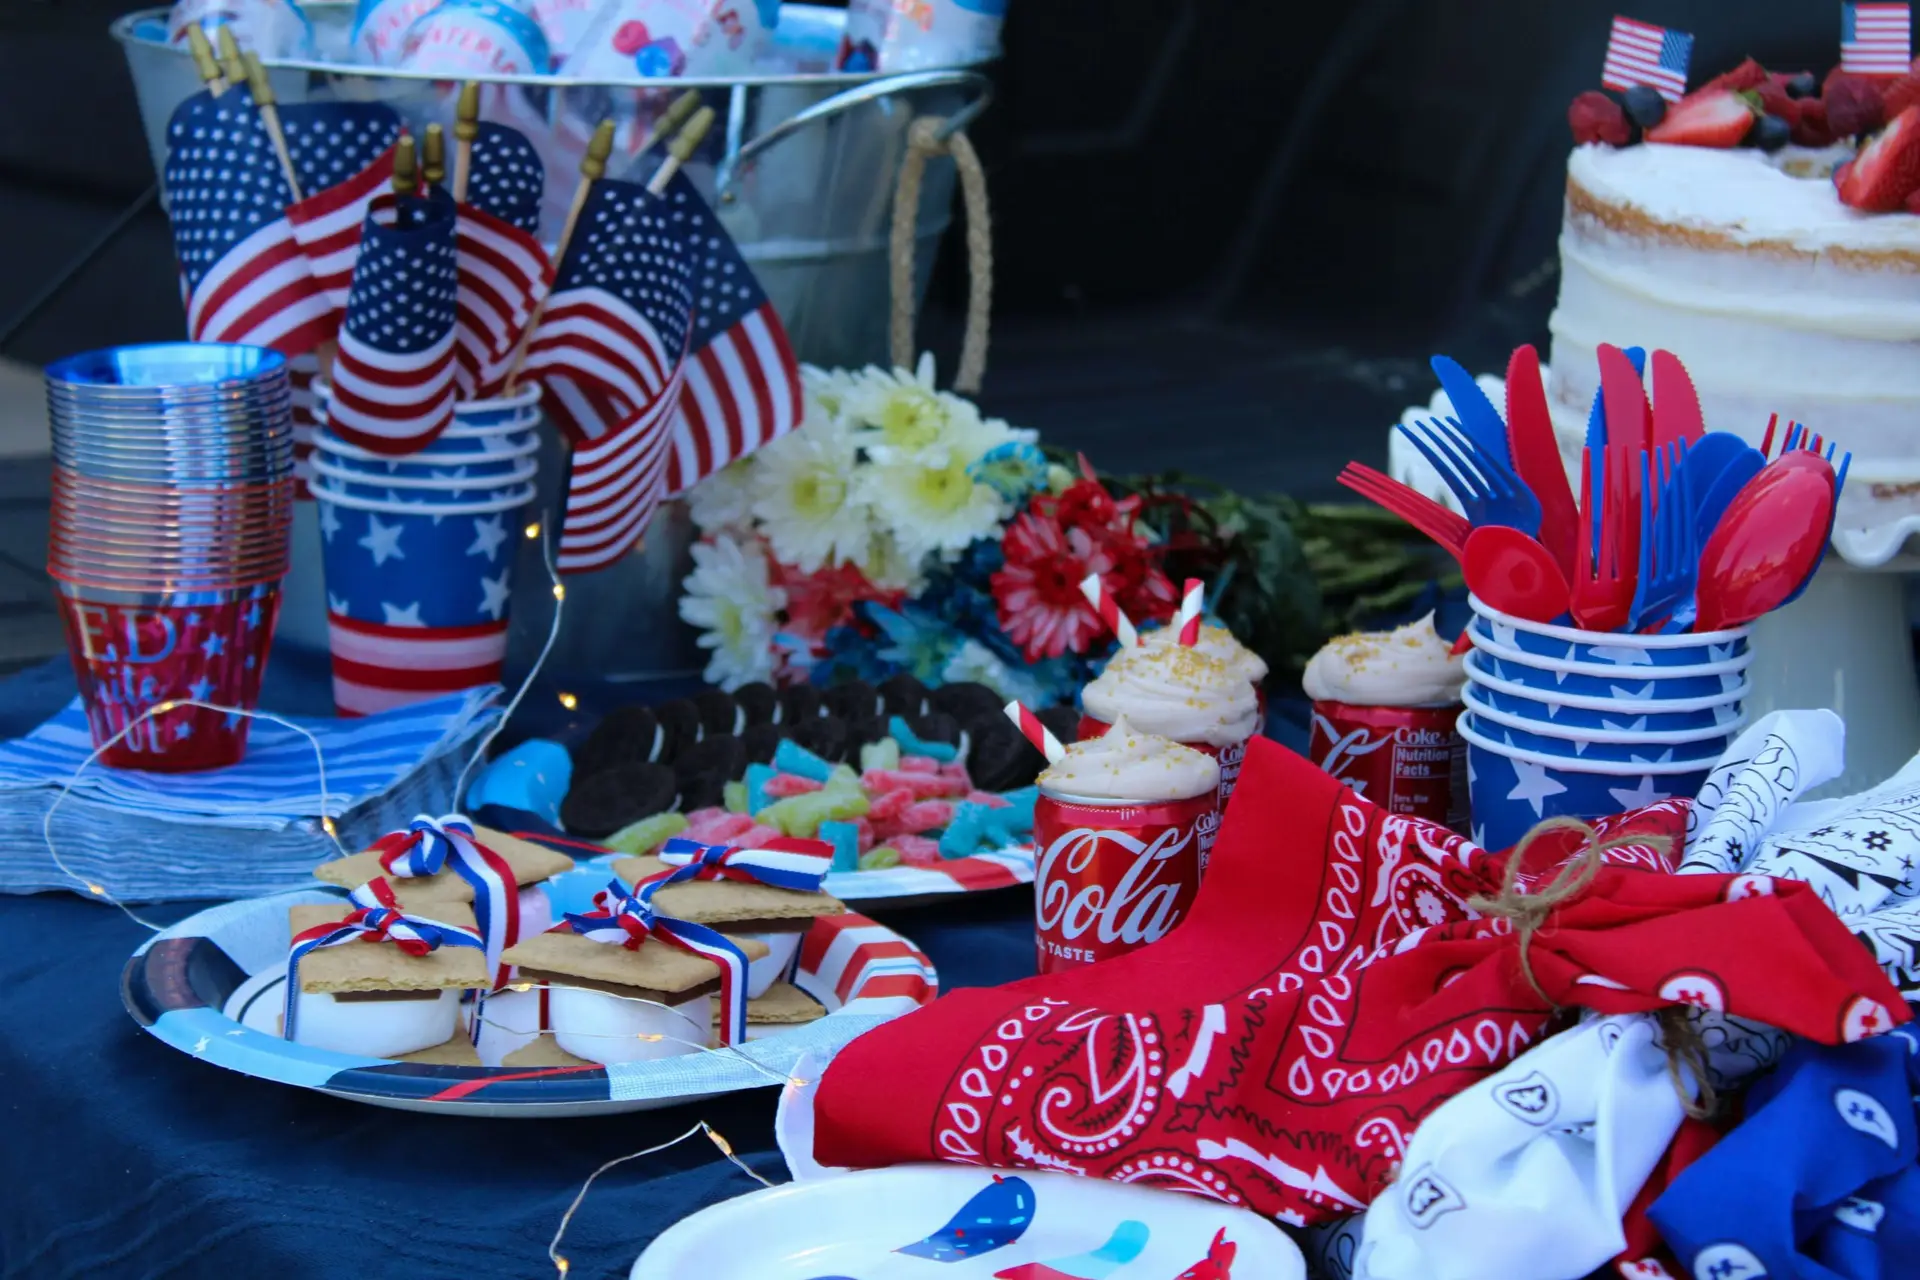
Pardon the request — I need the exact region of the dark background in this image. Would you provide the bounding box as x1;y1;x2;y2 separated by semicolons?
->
0;0;1849;496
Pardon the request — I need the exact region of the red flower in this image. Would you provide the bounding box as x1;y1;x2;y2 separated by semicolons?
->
991;510;1105;660
774;559;899;640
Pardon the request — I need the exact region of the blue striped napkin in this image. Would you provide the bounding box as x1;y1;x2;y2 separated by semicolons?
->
0;688;501;827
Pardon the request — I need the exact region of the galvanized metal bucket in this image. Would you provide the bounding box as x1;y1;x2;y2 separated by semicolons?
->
113;3;994;680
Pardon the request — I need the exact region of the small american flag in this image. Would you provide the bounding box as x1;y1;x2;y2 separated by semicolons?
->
466;121;547;233
288;351;321;498
1843;3;1912;75
326;190;461;455
1601;15;1695;103
521;174;699;572
453;202;552;398
281;101;403;323
655;171;803;500
164;88;332;356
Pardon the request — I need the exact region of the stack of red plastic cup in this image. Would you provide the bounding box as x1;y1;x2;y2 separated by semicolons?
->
45;343;296;771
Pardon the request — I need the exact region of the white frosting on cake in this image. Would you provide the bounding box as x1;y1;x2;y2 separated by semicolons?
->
1547;143;1920;530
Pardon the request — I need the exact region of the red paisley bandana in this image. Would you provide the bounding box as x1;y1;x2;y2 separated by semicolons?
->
813;739;1905;1226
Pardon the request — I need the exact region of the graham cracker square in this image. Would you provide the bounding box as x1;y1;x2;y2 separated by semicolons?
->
288;901;490;994
502;1034;596;1069
613;855;847;927
314;825;573;900
394;1035;483;1066
738;981;826;1026
502;929;770;1000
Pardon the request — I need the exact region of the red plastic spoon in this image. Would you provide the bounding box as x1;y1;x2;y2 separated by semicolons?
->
1465;525;1572;624
1694;453;1835;630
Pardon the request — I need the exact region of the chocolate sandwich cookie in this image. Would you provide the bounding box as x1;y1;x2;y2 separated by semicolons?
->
741;722;789;765
674;736;747;809
732;682;778;728
571;704;664;780
653;699;704;760
879;673;930;718
559;761;678;839
906;710;961;747
930;680;1002;724
962;712;1048;792
788;715;850;763
779;683;823;725
1037;704;1081;750
823;679;880;722
845;716;893;751
694;689;744;738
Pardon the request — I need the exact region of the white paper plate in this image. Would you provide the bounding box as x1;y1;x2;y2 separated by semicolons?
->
632;1165;1304;1279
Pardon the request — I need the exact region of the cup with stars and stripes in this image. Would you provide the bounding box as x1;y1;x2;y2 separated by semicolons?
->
44;342;297;769
309;420;538;717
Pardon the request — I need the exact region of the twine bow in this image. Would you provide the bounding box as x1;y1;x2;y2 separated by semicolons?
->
648;836;833;894
1467;816;1714;1117
561;879;753;1045
284;877;484;1042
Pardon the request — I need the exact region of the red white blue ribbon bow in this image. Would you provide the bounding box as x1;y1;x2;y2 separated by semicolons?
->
284;877;484;1043
372;814;521;990
650;836;833;894
561;879;752;1045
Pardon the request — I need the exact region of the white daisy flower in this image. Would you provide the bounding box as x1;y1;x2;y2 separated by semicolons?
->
842;353;986;455
801;363;860;422
686;458;756;535
677;534;787;691
748;413;874;572
865;438;1006;565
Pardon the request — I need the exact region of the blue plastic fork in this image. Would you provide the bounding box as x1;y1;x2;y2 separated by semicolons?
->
1628;440;1698;632
1393;416;1544;536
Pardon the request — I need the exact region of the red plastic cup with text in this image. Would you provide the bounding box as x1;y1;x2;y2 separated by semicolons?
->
1076;713;1250;827
1032;784;1217;974
1307;700;1467;830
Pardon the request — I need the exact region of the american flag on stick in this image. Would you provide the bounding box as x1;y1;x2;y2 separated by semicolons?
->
522;171;800;573
453;202;552;398
164;87;332;356
520;174;698;572
464;120;547;233
325;189;461;454
1843;3;1912;75
280;102;404;324
1600;15;1694;103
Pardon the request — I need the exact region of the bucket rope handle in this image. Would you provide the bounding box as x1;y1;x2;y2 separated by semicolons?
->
889;116;992;395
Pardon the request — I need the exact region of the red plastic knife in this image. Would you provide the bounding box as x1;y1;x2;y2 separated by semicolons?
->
1649;348;1705;452
1504;343;1580;580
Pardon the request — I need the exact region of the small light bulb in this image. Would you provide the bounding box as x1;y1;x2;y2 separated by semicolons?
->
155;700;179;715
708;1129;737;1157
552;584;566;602
558;691;578;711
86;882;107;896
320;816;338;837
524;522;541;540
555;1258;570;1277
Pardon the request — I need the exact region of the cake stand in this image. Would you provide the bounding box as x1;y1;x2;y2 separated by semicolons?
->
1387;388;1920;802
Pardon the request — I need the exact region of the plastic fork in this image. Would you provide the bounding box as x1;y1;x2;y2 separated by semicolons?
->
1394;416;1543;535
1336;462;1470;563
1629;441;1697;632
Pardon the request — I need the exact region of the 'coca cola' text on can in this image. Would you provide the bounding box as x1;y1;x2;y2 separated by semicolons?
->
1075;713;1249;855
1032;785;1216;974
1307;699;1466;830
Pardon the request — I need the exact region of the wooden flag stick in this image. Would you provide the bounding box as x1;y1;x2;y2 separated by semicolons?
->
502;119;614;394
216;27;247;92
390;131;418;225
423;123;446;188
632;89;702;159
646;106;715;196
185;26;227;95
451;82;480;203
242;53;303;202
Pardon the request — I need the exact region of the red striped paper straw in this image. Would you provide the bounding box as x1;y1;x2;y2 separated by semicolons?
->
1175;578;1204;645
1004;700;1065;764
1078;572;1138;648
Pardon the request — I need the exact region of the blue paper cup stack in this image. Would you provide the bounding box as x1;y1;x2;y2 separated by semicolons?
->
1460;595;1752;850
309;380;541;716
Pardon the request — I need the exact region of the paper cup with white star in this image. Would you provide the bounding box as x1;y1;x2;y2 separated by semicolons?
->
1461;686;1742;764
310;480;535;717
1463;652;1748;734
1466;633;1753;702
1468;596;1751;668
1457;711;1715;853
313;428;539;481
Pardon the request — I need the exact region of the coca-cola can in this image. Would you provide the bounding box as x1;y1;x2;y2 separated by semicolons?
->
1032;784;1216;974
1076;713;1249;816
1307;699;1466;830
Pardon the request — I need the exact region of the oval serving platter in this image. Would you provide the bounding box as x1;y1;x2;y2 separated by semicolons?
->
121;855;937;1117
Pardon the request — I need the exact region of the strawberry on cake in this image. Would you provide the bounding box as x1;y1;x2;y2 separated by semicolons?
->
1552;57;1920;531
